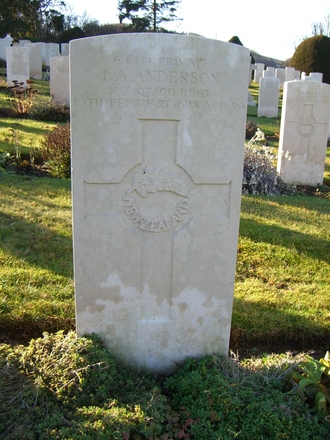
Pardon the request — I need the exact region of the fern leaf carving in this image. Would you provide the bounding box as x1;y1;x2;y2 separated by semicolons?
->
131;166;188;198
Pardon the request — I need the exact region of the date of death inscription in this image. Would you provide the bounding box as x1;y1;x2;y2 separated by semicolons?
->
73;56;245;112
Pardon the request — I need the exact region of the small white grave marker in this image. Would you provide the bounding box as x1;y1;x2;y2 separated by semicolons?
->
277;80;330;185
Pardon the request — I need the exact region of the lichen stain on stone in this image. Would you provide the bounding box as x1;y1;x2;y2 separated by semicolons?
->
197;316;204;326
108;285;124;304
203;298;215;308
178;302;188;312
90;303;106;313
156;295;166;306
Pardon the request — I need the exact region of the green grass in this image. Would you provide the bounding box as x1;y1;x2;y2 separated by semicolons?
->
0;118;58;157
233;194;330;348
0;174;74;336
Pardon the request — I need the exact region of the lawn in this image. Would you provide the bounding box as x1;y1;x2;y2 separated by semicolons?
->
0;76;329;438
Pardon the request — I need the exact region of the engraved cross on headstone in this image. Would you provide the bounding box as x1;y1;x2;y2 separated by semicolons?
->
288;104;328;158
84;118;231;320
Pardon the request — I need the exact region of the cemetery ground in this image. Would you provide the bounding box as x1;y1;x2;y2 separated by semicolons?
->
0;78;329;438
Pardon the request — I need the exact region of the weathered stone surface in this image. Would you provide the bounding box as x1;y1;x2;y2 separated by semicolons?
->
70;34;250;373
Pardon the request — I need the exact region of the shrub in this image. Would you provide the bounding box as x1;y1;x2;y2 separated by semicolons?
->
243;129;294;196
290;35;330;84
29;99;70;122
246;120;258;139
40;123;71;178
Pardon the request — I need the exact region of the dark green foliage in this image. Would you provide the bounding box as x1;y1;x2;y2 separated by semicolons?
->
0;0;66;41
40;123;71;178
228;35;243;45
164;356;330;439
290;35;330;84
1;333;329;440
83;23;130;37
58;26;86;43
118;0;182;32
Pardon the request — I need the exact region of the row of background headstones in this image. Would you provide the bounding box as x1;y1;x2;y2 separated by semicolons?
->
3;40;329;187
4;42;69;107
250;64;324;118
0;37;69;67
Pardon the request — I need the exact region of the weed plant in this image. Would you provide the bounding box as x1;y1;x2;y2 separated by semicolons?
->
39;123;71;178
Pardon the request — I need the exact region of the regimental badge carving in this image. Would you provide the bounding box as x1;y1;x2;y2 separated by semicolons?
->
297;117;316;138
123;166;190;232
129;166;188;198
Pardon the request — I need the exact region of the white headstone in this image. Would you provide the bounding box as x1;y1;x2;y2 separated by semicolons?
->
50;56;70;106
27;43;42;79
263;70;275;78
19;39;31;46
61;43;69;56
40;42;47;64
70;34;250;374
257;76;280;118
254;62;265;83
44;43;60;66
285;66;295;82
277;80;330;185
4;34;13;45
275;68;286;87
309;72;323;82
0;36;12;61
6;46;30;87
266;66;275;76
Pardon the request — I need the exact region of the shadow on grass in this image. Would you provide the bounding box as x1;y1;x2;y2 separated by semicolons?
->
0;210;72;277
0;118;56;136
230;296;330;355
239;217;330;265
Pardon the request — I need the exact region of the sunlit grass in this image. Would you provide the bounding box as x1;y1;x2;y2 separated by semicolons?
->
233;195;330;347
0;118;58;156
